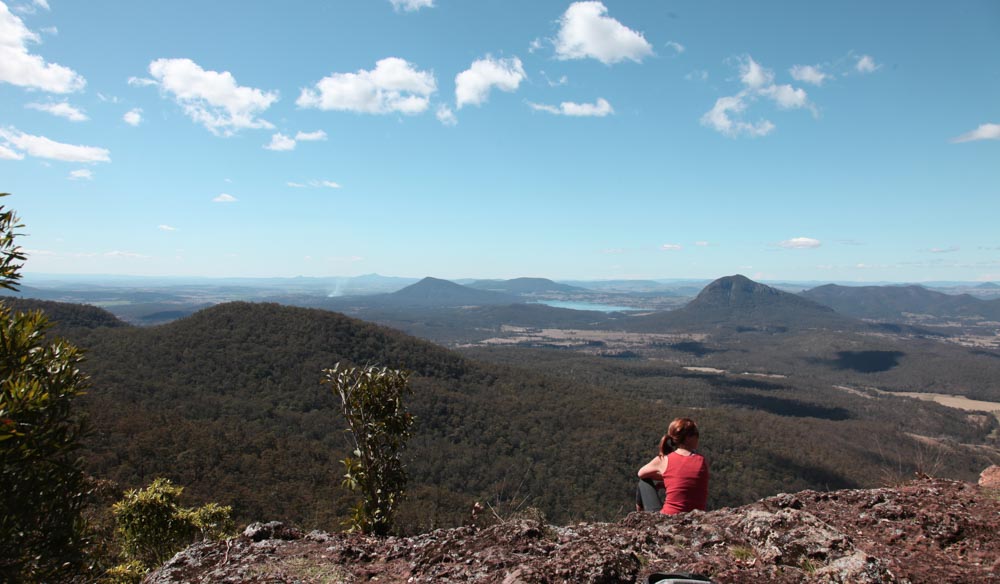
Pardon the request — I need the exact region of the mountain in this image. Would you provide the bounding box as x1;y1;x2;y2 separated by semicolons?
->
2;297;128;330
19;297;983;533
976;282;1000;289
801;283;1000;321
624;275;851;332
466;277;587;295
381;277;522;307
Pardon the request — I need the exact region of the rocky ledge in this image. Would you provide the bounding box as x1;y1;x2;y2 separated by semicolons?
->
146;477;1000;583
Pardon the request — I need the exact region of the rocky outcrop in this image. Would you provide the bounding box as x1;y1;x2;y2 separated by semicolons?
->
980;465;1000;489
145;478;1000;583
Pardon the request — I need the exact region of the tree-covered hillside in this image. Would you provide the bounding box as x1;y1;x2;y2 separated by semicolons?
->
21;300;1000;534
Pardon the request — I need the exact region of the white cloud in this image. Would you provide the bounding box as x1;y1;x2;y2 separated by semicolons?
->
436;104;457;126
144;58;278;136
455;56;525;109
105;250;149;259
0;2;85;93
528;98;613;117
158;224;177;231
68;168;92;180
287;180;341;189
329;255;364;263
700;95;774;138
928;246;959;254
0;144;24;160
555;1;653;65
264;129;327;151
295;130;326;141
0;127;110;162
26;101;88;121
541;71;569;87
661;244;683;251
695;241;710;247
389;0;433;12
759;83;810;110
701;55;811;137
127;76;156;87
39;25;56;35
739;56;773;89
855;54;879;74
212;193;237;203
779;237;822;249
528;38;543;53
951;123;1000;143
665;41;685;55
123;108;142;126
789;64;828;86
685;70;709;82
264;132;296;151
33;0;49;10
297;57;436;115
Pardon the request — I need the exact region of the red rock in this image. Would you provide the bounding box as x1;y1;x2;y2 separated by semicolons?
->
144;478;1000;584
979;465;1000;489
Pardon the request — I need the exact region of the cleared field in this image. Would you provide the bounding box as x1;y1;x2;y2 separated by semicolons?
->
887;391;1000;422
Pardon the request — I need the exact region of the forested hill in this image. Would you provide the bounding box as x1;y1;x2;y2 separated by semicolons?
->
3;297;128;330
384;277;521;306
623;275;854;332
24;300;999;533
466;277;587;295
802;283;1000;321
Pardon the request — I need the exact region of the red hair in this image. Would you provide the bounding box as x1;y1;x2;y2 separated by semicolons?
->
667;417;699;447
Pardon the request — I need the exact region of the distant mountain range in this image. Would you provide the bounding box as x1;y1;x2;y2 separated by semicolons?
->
623;275;851;332
337;277;524;308
802;284;1000;321
466;277;587;295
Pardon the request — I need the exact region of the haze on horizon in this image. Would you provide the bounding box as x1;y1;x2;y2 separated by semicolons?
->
2;0;997;283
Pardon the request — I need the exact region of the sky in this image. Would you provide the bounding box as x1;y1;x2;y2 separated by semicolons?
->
1;0;998;282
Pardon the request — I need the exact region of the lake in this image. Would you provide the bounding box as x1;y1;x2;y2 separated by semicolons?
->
530;300;647;312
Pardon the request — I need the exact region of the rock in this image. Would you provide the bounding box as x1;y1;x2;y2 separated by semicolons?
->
979;465;1000;489
242;521;303;542
146;478;1000;584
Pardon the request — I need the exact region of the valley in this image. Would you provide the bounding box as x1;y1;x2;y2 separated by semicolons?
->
6;273;1000;533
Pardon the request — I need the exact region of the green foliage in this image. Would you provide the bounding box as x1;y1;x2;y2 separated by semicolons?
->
112;477;233;575
323;362;414;535
24;299;996;533
100;560;146;584
0;194;89;583
0;193;26;290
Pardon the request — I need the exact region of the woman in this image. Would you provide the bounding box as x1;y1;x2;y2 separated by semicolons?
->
636;417;709;515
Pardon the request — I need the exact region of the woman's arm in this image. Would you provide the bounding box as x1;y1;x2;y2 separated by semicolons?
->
637;455;668;479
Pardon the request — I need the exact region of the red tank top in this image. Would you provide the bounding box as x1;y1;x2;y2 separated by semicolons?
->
660;451;709;515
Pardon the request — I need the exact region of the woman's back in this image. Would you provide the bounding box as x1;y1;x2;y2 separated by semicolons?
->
661;451;709;515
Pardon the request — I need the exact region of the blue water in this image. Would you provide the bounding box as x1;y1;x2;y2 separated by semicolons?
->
530;300;646;312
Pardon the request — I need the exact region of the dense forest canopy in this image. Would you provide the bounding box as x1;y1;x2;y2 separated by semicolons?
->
13;298;997;533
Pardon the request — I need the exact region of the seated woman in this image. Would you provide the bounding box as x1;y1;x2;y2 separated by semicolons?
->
636;417;709;515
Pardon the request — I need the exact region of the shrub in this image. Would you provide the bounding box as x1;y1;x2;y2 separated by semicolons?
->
323;362;414;535
0;194;89;582
111;478;233;578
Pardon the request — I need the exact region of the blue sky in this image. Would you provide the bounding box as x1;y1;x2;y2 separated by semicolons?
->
1;0;998;282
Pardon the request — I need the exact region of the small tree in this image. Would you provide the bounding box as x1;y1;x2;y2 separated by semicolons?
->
111;477;233;580
0;193;89;582
322;363;414;535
